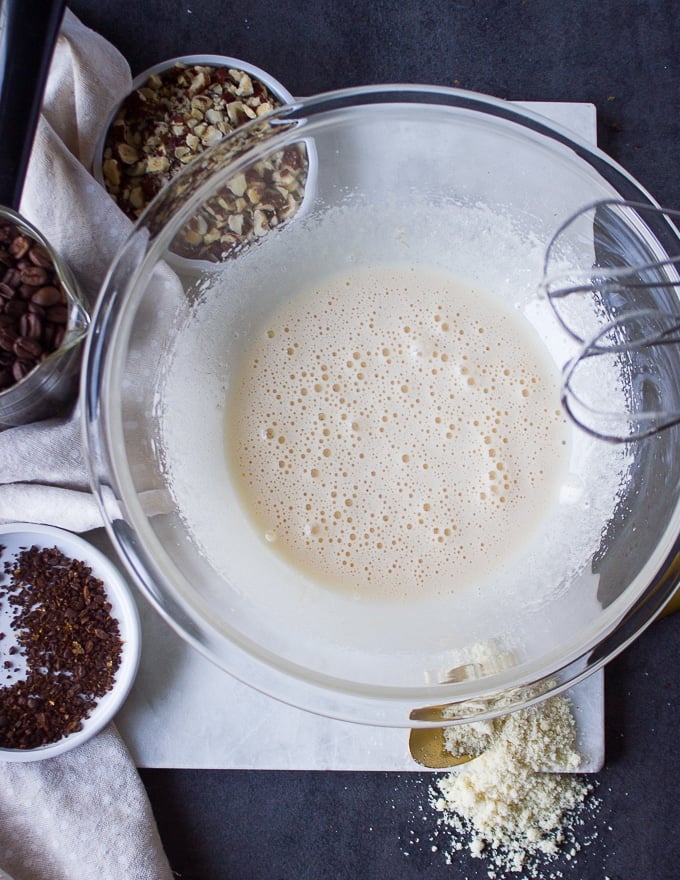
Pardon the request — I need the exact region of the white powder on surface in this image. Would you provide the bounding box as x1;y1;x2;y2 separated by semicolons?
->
430;694;599;877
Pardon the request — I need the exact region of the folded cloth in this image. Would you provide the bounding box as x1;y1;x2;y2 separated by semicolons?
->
0;725;172;880
0;408;102;532
22;9;134;302
0;11;173;880
0;3;134;531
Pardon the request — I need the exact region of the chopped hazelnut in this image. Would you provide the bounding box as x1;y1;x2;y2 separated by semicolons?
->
252;209;269;236
185;132;200;152
246;181;265;204
129;186;145;210
203;229;221;246
227;101;256;126
227;172;247;198
147;155;170;173
189;70;210;94
234;72;254;97
191;95;213;113
183;227;203;247
100;61;308;260
205;108;224;126
202;126;223;147
117;143;139;165
228;214;244;235
102;158;121;187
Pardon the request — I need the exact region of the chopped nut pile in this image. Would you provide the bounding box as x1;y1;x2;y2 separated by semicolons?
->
0;544;123;750
101;61;309;262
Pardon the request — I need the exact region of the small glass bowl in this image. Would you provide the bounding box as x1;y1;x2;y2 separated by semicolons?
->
92;54;310;273
0;208;89;428
0;523;141;762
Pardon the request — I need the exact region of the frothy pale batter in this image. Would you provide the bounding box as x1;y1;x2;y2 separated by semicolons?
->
226;266;569;600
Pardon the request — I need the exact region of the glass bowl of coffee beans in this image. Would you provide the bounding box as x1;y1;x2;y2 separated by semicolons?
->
0;523;141;761
0;208;90;428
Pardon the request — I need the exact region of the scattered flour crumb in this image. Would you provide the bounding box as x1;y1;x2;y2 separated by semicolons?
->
430;693;599;877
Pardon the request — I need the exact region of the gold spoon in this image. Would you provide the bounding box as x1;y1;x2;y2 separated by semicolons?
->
409;586;680;769
662;583;680;617
408;726;478;770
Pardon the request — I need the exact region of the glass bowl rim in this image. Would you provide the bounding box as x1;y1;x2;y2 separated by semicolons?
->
82;83;680;727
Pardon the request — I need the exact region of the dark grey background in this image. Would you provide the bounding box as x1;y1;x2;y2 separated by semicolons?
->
69;2;680;878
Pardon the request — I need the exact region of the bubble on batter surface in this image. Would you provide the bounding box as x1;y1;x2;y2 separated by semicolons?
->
228;267;568;600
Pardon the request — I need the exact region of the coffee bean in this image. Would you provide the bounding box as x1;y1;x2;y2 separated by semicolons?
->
4;298;27;318
0;327;18;351
0;221;71;394
31;285;62;307
20;265;48;287
8;236;30;259
52;325;65;349
11;359;33;382
2;267;21;288
46;303;68;325
27;244;53;268
19;312;42;339
42;323;56;347
14;336;43;360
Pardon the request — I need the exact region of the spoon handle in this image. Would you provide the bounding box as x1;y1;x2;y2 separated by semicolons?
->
0;0;66;209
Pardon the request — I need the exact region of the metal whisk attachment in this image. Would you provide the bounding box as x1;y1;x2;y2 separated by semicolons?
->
541;200;680;442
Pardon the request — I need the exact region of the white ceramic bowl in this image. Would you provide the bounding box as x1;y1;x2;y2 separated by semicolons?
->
0;523;140;761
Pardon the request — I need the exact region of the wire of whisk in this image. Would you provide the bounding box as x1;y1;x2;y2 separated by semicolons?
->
542;199;680;340
560;307;680;442
542;200;680;442
544;262;680;337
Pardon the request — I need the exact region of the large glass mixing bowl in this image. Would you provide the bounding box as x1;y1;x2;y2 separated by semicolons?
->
82;86;680;726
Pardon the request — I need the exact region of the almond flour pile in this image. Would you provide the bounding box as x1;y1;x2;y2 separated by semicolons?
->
430;694;599;877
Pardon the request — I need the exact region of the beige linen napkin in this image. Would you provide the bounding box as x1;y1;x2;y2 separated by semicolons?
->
0;411;103;531
0;11;173;880
0;726;171;880
0;4;135;531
